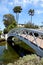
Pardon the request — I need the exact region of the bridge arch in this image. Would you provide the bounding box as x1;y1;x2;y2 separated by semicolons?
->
7;28;43;57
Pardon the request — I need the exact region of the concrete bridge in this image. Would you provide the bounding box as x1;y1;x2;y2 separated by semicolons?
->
7;28;43;57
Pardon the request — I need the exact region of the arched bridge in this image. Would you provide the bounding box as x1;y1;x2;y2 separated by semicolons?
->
7;28;43;57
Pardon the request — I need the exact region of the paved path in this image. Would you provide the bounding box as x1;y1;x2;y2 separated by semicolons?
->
20;34;43;48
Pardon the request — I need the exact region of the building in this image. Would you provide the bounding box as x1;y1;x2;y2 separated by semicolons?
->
18;24;24;27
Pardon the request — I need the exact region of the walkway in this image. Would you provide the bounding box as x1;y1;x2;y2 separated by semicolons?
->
7;28;43;57
20;34;43;48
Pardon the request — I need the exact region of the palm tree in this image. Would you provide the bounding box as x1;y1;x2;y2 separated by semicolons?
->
13;6;22;24
28;9;34;23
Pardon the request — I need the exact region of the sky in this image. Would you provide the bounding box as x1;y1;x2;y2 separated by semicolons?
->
0;0;43;30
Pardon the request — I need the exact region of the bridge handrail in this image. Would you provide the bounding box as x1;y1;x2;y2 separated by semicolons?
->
7;28;43;57
8;28;43;37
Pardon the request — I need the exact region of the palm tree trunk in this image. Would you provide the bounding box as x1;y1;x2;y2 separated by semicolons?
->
31;15;32;23
16;13;19;24
16;13;17;23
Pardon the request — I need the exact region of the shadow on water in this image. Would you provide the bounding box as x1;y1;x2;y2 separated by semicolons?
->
9;41;34;57
0;38;35;64
0;46;5;55
11;44;32;57
7;36;35;57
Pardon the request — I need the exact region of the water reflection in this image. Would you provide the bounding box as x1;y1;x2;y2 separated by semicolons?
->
0;37;35;64
0;46;5;55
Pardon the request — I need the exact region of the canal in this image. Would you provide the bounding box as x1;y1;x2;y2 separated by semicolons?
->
0;37;35;64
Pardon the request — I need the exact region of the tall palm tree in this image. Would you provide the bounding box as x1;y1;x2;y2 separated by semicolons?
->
28;9;34;23
13;6;22;24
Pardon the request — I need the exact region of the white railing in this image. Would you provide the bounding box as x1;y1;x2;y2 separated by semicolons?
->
8;28;43;48
7;28;43;57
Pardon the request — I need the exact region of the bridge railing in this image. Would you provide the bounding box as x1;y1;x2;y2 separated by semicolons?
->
7;28;43;48
8;28;43;35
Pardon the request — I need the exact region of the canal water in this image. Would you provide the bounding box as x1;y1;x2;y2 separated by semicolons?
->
0;46;5;55
0;39;34;64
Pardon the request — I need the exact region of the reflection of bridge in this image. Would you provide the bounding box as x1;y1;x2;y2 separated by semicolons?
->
7;28;43;57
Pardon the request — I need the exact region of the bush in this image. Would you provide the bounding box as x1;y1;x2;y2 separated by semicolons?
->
0;38;5;42
24;22;39;29
0;31;2;35
7;54;43;65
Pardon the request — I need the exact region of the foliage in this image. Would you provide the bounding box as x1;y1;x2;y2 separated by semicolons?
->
8;21;17;31
24;22;39;29
13;6;22;23
3;14;17;28
0;31;2;35
28;9;34;23
13;6;22;13
0;40;6;46
3;14;17;31
28;9;34;16
0;31;2;38
3;28;8;34
7;54;43;65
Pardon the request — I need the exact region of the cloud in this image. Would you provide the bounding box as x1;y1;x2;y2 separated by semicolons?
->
1;0;39;8
23;0;32;4
40;0;43;7
36;10;43;14
41;0;43;2
13;0;40;7
0;0;41;8
8;2;13;5
0;5;9;15
0;0;8;5
40;4;43;7
32;0;39;5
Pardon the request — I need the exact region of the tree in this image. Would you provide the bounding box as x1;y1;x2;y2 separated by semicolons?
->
0;31;2;38
28;9;34;23
24;22;39;29
13;6;22;23
0;31;2;35
8;21;17;31
3;28;8;34
3;14;17;28
3;14;17;31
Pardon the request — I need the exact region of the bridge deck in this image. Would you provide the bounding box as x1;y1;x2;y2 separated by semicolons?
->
20;34;43;48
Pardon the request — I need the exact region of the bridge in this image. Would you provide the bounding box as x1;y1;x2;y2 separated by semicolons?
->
7;28;43;57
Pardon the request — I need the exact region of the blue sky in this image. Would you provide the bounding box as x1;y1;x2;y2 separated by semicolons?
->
0;0;43;30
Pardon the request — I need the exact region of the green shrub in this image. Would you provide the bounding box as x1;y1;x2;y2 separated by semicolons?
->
24;22;39;29
7;54;43;65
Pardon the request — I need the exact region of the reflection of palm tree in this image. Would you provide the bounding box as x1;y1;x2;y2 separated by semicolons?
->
28;9;34;23
13;6;22;24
